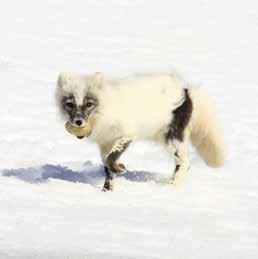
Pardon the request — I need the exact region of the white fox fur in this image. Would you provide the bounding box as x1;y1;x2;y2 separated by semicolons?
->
90;74;185;143
56;72;226;190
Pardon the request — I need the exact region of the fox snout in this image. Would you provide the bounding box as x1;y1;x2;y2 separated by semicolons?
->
75;119;83;127
74;119;83;127
70;117;87;128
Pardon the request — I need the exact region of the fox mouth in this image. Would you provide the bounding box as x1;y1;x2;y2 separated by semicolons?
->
76;131;92;139
74;127;92;139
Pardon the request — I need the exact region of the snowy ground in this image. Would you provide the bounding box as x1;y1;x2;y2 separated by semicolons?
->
1;0;258;258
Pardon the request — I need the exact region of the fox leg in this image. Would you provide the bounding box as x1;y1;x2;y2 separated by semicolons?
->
100;149;126;174
168;134;190;185
100;138;131;191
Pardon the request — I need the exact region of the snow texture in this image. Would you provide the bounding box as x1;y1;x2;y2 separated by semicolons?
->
0;0;258;258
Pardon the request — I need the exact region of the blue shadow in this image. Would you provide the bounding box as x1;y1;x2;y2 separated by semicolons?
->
1;162;167;186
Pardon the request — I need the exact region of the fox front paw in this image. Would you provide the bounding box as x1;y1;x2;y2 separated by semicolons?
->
107;162;126;174
102;181;114;192
113;163;126;173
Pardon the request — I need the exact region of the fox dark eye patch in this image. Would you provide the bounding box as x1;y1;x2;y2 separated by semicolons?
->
83;93;98;109
66;102;75;109
62;96;75;111
85;101;94;108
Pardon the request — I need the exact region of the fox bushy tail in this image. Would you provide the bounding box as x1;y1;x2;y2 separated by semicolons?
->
189;88;226;167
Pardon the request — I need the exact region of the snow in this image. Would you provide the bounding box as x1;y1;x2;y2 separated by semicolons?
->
1;0;258;258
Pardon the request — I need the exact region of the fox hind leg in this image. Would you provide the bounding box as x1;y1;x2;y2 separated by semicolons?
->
167;132;191;185
165;88;193;184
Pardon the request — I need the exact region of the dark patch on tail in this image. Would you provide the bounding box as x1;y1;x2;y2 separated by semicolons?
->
165;89;193;142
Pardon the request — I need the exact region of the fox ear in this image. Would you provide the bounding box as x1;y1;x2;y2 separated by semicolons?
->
57;72;73;89
92;72;104;89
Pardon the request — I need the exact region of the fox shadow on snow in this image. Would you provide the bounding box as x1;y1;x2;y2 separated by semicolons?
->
1;161;167;187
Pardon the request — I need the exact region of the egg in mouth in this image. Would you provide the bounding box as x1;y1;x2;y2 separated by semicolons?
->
65;121;92;139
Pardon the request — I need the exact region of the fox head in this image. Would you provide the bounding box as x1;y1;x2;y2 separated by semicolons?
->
56;72;103;136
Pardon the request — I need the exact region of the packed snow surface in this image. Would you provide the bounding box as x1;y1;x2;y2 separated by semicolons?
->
1;0;258;258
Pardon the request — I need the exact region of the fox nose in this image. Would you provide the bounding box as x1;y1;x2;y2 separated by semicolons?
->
75;119;83;126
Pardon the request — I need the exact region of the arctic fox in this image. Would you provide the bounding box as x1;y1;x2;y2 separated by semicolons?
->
56;72;226;191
